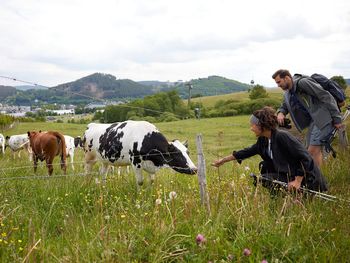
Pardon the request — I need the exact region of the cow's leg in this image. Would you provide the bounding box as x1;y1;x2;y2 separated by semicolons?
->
133;166;144;186
46;156;54;176
33;155;38;174
99;163;110;181
61;154;67;175
84;152;96;175
70;154;74;171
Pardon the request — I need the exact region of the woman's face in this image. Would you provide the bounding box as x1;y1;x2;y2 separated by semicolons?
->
250;123;262;137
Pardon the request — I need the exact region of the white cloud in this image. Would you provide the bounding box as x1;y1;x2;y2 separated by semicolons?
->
0;0;349;87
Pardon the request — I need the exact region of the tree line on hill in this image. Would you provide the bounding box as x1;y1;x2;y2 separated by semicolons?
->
93;86;280;123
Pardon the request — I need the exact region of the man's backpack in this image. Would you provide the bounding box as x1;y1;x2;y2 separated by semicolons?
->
310;73;346;107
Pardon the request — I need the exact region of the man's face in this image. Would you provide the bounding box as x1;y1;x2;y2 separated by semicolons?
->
274;75;291;91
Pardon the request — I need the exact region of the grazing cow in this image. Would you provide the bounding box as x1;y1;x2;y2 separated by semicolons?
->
0;133;5;154
83;121;197;185
64;135;76;170
27;131;67;176
74;136;83;148
5;134;32;160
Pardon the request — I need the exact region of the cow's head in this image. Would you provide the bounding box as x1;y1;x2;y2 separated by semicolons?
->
27;131;39;143
74;136;83;148
167;140;197;174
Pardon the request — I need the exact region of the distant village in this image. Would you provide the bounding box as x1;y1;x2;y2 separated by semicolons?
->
0;100;125;119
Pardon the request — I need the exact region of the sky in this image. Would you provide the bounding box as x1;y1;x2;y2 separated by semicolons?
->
0;0;349;88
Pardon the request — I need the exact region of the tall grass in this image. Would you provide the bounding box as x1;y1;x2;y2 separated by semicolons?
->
0;116;349;262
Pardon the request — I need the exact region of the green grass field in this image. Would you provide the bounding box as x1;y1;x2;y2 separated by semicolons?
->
0;114;350;262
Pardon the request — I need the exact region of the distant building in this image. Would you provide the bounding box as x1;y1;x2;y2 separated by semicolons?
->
85;102;106;109
50;109;75;115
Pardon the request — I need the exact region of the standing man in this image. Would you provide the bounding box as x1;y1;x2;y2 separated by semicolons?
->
272;69;342;167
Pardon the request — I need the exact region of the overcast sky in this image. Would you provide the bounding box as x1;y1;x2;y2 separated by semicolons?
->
1;0;349;88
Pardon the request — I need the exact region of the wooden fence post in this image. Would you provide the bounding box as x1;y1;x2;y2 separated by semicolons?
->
196;134;211;214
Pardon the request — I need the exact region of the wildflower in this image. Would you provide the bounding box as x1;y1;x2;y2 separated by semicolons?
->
65;193;69;197
244;166;250;171
104;215;110;220
243;248;251;256
19;247;23;251
261;260;268;263
120;214;126;218
2;232;7;237
47;197;51;201
135;204;141;209
169;191;177;200
196;234;206;245
18;240;22;243
155;198;162;205
227;254;234;261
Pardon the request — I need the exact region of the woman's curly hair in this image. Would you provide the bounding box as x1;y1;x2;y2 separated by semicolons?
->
253;106;278;131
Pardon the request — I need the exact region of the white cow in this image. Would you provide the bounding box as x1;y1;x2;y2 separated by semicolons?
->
6;134;32;160
0;133;5;154
64;135;76;170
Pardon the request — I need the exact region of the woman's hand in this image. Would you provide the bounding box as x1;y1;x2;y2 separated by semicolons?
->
211;155;235;168
287;176;303;191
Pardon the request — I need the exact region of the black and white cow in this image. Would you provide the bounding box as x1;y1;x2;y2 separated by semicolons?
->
83;121;197;185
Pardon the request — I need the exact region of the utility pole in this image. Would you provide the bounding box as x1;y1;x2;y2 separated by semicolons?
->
185;82;193;107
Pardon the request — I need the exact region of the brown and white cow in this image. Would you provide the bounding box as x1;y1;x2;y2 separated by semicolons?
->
27;131;67;176
82;121;197;185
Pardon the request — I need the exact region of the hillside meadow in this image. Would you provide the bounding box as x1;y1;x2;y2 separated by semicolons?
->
0;115;350;262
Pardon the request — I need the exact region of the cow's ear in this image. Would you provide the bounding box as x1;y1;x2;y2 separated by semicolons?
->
27;131;30;137
182;140;188;148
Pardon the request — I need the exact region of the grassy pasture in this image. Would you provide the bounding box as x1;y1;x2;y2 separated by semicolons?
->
190;88;283;107
0;115;350;262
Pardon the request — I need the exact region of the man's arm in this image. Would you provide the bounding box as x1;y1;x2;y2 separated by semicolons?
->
299;78;342;125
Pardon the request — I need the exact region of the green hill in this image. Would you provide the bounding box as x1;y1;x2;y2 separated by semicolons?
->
53;73;154;101
161;75;250;97
0;85;16;100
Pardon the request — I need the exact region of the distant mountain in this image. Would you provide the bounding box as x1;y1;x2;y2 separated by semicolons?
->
15;85;48;91
2;73;251;106
346;79;350;85
53;73;154;101
0;85;16;100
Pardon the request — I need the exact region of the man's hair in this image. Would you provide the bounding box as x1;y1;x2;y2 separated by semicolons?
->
272;69;292;79
253;106;278;131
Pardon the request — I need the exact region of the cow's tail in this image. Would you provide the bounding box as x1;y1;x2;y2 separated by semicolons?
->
52;132;67;174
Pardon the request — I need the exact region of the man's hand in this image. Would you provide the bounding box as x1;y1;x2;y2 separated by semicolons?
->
334;123;343;130
277;112;285;126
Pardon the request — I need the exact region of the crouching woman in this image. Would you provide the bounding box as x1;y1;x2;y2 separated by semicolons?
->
212;106;328;193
